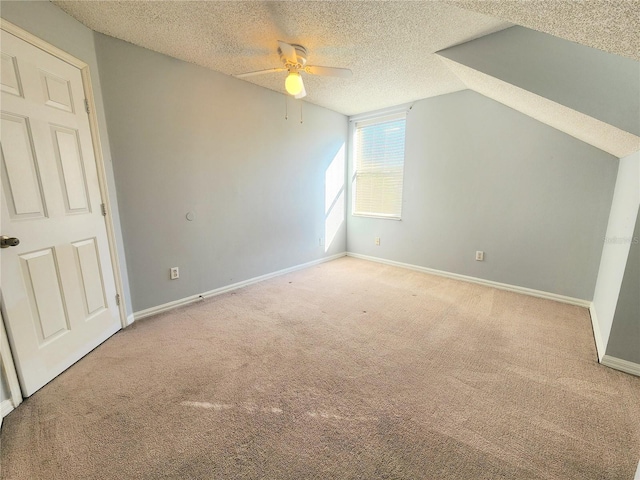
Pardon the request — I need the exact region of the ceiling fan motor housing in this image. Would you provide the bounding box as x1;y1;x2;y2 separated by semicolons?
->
280;44;308;69
233;41;351;99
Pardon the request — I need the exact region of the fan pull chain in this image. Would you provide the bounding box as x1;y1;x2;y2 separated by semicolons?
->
300;101;303;124
285;96;288;120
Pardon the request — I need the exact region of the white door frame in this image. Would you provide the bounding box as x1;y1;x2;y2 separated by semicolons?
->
0;19;128;330
1;314;22;424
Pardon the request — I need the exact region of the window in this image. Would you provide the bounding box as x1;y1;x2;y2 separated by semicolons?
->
352;113;406;219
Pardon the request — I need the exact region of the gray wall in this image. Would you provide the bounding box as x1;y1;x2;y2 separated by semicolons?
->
0;369;9;403
94;34;348;312
1;1;133;315
438;26;640;136
606;211;640;363
347;90;618;300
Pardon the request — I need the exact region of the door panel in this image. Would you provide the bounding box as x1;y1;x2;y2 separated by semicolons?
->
72;238;107;317
0;52;23;97
40;70;74;112
19;248;70;344
1;29;121;396
51;125;90;213
0;113;46;218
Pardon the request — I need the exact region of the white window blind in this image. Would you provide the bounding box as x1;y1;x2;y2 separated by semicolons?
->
353;113;406;219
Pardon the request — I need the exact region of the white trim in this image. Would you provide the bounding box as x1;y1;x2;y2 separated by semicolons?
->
126;314;135;327
0;19;85;68
634;459;640;480
1;399;15;418
589;304;606;361
601;355;640;377
0;317;22;408
354;111;406;128
349;103;413;123
133;253;347;321
346;252;591;307
81;65;128;328
1;19;129;329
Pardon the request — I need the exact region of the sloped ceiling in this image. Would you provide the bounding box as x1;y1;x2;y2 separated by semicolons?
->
451;0;639;61
439;57;639;158
436;25;640;158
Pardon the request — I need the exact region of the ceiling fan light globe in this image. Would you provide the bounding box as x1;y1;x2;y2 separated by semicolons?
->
285;72;304;96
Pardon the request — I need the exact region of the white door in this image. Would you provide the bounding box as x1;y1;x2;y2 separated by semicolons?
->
0;29;121;396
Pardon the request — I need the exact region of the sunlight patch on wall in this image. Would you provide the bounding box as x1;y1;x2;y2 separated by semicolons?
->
325;144;346;252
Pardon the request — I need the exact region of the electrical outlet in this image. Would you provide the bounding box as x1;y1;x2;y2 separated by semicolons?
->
170;267;179;279
475;251;484;261
375;237;381;246
319;237;325;247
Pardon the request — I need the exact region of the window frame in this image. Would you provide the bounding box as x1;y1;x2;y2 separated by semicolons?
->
350;111;407;220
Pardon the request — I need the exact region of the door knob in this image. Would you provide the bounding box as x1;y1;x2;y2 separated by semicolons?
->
1;236;20;248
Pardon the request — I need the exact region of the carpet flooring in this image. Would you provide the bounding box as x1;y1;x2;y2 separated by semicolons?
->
1;257;639;479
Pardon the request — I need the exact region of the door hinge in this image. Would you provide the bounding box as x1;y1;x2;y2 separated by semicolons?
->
115;293;121;306
84;98;90;114
100;203;107;216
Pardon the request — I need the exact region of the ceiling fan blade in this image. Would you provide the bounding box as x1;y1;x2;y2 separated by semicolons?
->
294;77;307;99
304;65;352;78
234;67;287;78
277;40;298;64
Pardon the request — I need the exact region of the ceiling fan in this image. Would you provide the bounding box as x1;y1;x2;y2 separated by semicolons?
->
234;41;352;99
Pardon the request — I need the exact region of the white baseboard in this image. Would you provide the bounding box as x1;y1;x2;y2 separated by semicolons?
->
601;355;640;377
589;304;605;361
1;399;15;418
133;253;347;321
126;314;135;326
346;252;591;308
635;459;640;480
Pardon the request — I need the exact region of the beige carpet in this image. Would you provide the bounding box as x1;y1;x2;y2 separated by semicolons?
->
1;257;639;479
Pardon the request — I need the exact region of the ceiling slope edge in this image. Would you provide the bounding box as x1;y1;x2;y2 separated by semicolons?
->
437;56;640;159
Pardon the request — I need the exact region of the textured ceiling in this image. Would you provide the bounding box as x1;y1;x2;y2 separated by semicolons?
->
450;0;640;61
52;1;510;115
51;0;639;128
